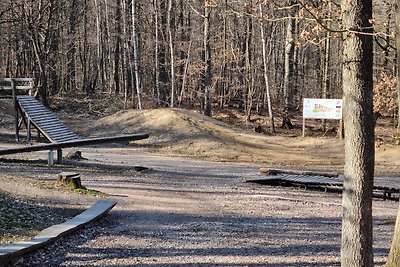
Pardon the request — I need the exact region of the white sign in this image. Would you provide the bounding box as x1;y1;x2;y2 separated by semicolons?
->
303;98;343;120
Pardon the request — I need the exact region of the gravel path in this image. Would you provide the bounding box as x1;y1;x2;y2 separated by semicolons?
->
10;148;399;266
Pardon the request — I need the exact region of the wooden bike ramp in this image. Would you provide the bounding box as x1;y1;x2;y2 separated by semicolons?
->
16;95;81;143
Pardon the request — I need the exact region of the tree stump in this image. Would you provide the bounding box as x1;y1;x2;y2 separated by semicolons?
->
65;150;87;161
58;172;84;190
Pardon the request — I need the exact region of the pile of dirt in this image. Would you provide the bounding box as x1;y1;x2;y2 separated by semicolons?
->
84;108;399;174
86;109;330;169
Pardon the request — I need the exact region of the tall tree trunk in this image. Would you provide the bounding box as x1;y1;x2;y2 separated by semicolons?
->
94;0;103;93
158;0;168;105
114;0;122;95
167;0;175;108
153;0;161;106
321;1;331;131
105;0;113;94
340;0;374;266
259;3;275;133
131;0;142;109
203;3;212;117
67;0;78;93
122;0;128;107
282;0;296;129
386;203;400;266
397;0;400;131
386;2;400;264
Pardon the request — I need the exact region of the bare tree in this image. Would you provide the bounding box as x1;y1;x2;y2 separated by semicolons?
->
340;0;375;266
282;0;297;129
167;0;175;107
259;3;275;133
386;1;400;265
131;0;142;109
203;1;212;117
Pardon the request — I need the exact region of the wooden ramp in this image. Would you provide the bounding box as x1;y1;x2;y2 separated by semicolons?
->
16;95;81;143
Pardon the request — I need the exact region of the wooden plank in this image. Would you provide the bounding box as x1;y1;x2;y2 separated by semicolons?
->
19;105;49;111
52;135;80;141
260;168;340;178
40;129;73;136
50;132;79;138
30;120;69;129
0;200;117;265
0;78;33;82
26;115;59;122
0;133;150;155
46;134;77;141
28;116;61;123
52;137;81;143
32;121;66;128
35;122;69;129
20;106;49;112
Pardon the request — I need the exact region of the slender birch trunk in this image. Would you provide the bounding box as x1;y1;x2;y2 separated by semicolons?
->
153;0;161;106
167;0;175;108
259;3;275;133
131;0;142;109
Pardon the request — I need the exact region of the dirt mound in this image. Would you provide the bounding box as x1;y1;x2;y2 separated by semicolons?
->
84;108;400;174
86;108;348;170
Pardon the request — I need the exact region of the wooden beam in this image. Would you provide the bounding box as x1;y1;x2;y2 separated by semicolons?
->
0;133;150;156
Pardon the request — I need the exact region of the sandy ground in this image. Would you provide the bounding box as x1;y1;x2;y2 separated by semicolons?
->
84;108;399;175
0;106;399;266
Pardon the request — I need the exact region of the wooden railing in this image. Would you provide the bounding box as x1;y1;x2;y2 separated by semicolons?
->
0;78;34;99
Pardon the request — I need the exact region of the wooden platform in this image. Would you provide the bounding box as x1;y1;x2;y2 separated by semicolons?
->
16;95;81;143
248;170;399;201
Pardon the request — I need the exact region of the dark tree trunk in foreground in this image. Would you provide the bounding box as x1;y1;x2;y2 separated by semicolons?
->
340;0;375;266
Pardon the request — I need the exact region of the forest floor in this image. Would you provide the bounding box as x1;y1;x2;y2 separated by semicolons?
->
0;97;399;266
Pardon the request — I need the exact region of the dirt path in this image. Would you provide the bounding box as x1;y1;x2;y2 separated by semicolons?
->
0;107;399;266
16;149;398;267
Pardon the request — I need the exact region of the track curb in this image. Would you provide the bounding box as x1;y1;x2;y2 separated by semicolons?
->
0;199;117;267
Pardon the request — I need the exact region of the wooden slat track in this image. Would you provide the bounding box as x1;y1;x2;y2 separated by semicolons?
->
250;174;343;187
16;96;81;143
248;174;399;201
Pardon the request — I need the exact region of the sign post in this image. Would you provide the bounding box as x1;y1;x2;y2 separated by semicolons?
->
302;98;343;138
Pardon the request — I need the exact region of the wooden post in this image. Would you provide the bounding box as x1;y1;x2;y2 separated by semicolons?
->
11;79;20;142
302;117;306;137
57;148;63;164
48;150;54;166
26;117;31;142
339;119;343;139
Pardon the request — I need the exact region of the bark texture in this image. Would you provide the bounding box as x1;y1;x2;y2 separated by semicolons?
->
340;0;375;266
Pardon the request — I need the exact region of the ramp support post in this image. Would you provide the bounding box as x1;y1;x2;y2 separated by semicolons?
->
11;79;20;142
48;150;54;166
26;118;31;142
57;149;63;164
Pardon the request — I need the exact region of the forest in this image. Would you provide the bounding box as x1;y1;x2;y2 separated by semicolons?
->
0;0;399;129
